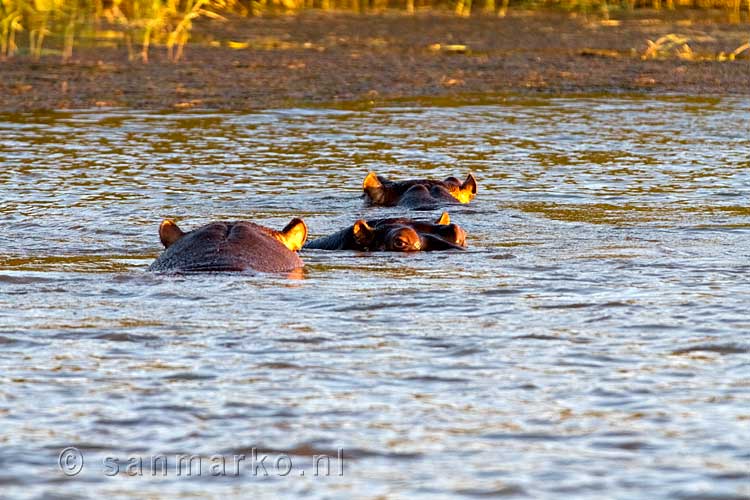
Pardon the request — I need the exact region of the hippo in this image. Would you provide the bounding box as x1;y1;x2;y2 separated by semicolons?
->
304;212;466;252
149;218;308;273
362;171;477;209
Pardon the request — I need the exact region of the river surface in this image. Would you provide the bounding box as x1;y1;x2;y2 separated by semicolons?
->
0;96;748;499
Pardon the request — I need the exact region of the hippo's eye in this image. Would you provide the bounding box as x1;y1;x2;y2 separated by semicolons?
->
394;238;408;248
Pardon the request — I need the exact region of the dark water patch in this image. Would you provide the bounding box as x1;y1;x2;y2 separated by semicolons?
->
711;472;750;480
403;375;471;383
488;252;517;259
513;334;562;341
137;404;205;414
161;372;218;381
536;302;597;309
622;324;684;332
0;335;46;347
91;332;159;342
420;340;456;349
441;346;484;357
590;440;653;451
0;476;27;486
558;360;606;369
43;443;119;453
483;432;583;441
454;485;528;497
596;301;635;308
275;336;329;344
671;343;749;356
256;362;304;369
94;417;177;427
480;287;523;295
0;274;59;284
517;383;538;390
673;493;750;500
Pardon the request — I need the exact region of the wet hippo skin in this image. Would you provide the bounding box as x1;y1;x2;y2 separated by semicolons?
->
363;171;477;209
304;212;466;252
149;218;308;273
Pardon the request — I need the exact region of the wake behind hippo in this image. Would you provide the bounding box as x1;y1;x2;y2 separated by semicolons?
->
363;171;477;209
149;218;307;273
304;212;466;252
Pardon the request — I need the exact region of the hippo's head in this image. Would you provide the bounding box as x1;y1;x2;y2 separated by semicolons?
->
362;171;477;207
346;212;466;252
350;220;423;252
151;217;308;273
159;218;308;252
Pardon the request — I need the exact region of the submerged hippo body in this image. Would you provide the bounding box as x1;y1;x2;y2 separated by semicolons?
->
363;172;477;209
304;212;466;252
149;218;307;273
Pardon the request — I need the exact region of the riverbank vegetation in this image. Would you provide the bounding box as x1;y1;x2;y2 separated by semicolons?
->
1;0;748;62
2;10;749;111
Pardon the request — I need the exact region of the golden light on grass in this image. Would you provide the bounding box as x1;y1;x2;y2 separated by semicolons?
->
642;33;690;60
226;40;249;49
642;33;749;61
718;39;750;60
1;0;749;63
429;43;469;54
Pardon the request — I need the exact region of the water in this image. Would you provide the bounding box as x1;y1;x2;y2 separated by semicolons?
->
0;96;748;499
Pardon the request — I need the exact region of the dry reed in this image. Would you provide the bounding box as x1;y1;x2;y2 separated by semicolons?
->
1;0;748;62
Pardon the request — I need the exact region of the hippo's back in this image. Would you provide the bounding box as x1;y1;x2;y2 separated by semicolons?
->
149;221;303;273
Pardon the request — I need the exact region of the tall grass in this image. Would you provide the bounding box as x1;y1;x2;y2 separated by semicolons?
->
0;0;236;61
1;0;748;62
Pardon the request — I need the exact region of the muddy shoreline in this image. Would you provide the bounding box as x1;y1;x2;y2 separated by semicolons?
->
1;10;749;112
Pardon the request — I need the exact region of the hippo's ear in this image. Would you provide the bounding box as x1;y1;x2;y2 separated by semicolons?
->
278;218;308;252
462;173;478;194
363;171;385;204
363;171;382;190
159;219;185;248
352;219;375;247
453;173;477;204
436;212;451;225
441;223;467;247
